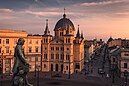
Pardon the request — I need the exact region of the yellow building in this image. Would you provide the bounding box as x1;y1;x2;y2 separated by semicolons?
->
41;13;84;74
0;30;41;74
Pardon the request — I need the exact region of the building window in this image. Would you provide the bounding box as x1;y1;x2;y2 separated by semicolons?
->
51;54;54;59
0;39;1;44
60;54;64;60
6;47;9;53
46;39;48;43
68;38;70;43
44;54;47;59
44;64;47;68
75;64;80;69
44;38;46;43
124;54;129;56
113;58;115;62
56;47;59;51
66;38;67;43
35;47;38;52
29;40;32;44
45;47;47;50
62;32;63;36
66;55;70;60
5;59;9;64
66;66;68;70
51;47;54;50
35;57;38;61
56;54;59;59
60;32;63;36
124;63;128;68
61;47;64;51
0;48;1;53
60;32;62;36
6;39;9;44
29;47;32;53
36;40;38;44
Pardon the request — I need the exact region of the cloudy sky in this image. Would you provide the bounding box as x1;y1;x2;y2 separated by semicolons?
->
0;0;129;41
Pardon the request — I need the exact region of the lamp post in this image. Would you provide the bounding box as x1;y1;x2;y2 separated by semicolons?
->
124;70;128;86
37;65;40;86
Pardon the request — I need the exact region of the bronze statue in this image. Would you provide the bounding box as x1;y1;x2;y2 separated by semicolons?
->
12;38;33;86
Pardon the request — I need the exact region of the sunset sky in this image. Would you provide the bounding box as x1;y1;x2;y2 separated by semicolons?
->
0;0;129;41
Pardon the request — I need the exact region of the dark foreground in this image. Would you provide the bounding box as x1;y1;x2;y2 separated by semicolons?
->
0;78;105;86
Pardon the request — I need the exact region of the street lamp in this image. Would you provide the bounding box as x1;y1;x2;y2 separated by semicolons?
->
37;65;40;86
124;70;128;86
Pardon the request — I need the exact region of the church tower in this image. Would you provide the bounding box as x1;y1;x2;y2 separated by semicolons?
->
74;25;84;73
41;19;52;71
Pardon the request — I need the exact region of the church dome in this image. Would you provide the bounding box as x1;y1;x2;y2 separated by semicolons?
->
54;14;75;31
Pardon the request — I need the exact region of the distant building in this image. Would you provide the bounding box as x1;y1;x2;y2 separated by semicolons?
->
110;48;129;77
84;39;104;61
107;37;129;49
41;13;84;74
84;40;94;61
0;30;42;74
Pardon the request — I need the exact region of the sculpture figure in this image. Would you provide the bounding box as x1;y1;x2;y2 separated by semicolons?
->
12;38;33;86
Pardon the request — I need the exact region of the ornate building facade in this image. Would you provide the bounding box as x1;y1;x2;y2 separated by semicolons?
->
0;30;41;74
41;13;84;74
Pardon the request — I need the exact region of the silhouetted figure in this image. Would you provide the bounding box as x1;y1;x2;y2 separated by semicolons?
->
12;38;33;86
